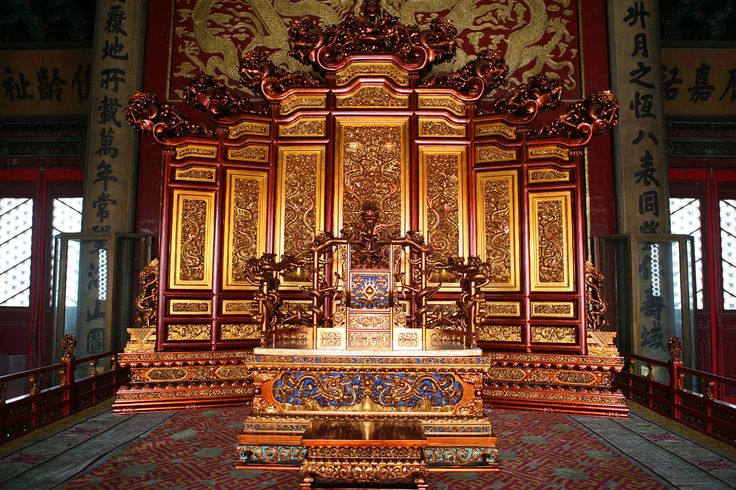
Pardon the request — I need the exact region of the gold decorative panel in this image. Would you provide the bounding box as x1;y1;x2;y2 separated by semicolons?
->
228;144;269;163
276;146;326;285
278;117;326;137
169;299;211;315
476;171;519;291
223;169;267;289
228;121;270;139
478;325;522;343
418;118;466;138
221;323;260;340
169;190;215;289
527;145;570;161
419;147;468;276
531;326;576;344
175;166;216;183
529;191;574;292
279;94;326;115
475;122;517;140
316;328;346;350
335;86;408;108
528;168;570;183
347;331;391;351
175;144;217;160
335;62;408;86
392;328;421;350
417;94;466;116
166;324;211;341
335;118;408;236
222;299;257;316
531;301;574;318
486;302;521;317
476;145;517;163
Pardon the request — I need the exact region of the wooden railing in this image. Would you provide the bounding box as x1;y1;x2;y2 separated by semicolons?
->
0;334;129;443
616;337;736;446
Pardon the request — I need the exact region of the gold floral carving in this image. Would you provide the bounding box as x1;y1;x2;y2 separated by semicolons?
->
279;94;326;115
318;330;344;349
228;121;269;138
167;324;211;341
531;302;574;318
278;118;326;137
214;365;252;379
476;145;516;163
222;300;258;315
396;330;419;348
535;199;566;284
418;119;465;137
175;167;216;183
339;121;406;237
477;325;522;342
307;446;421;460
528;168;570;183
475;123;516;139
336;86;408;108
486;302;520;317
273;329;311;349
553;371;596;385
221;323;260;340
348;331;391;350
228;145;269;163
485;390;622;405
417;95;466;116
477;171;518;289
300;460;428;483
348;313;391;330
422;151;463;269
144;367;188;381
175;144;217;160
118;387;253;400
169;299;211;315
336;62;409;86
428;329;465;349
527;145;570;161
531;326;576;344
170;191;214;288
488;367;526;381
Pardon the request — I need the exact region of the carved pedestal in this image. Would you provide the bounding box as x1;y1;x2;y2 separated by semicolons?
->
236;350;498;487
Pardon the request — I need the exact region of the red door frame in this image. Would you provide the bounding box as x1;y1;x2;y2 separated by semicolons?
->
669;167;736;380
0;167;84;368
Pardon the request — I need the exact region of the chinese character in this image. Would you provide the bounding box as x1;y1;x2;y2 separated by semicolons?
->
623;1;650;29
102;36;128;60
96;128;119;159
36;67;67;101
630;91;655;118
629;61;654;89
98;96;122;127
72;64;91;101
632;130;658;145
641;287;665;319
639;190;659;216
632;32;648;57
94;160;118;190
719;68;736;103
688;62;716;102
634;149;660;187
2;67;34;101
662;66;683;100
641;320;665;350
100;68;125;93
105;5;127;35
92;191;117;222
639;220;660;233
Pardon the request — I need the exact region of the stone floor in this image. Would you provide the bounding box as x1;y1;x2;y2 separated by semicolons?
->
0;400;734;489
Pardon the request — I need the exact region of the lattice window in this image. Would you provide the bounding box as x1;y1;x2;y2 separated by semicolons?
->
669;197;704;309
0;198;34;307
720;199;736;310
51;198;83;307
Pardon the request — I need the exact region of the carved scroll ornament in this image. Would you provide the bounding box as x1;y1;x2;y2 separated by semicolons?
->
533;90;620;140
124;92;212;143
238;49;322;98
482;74;564;117
183;73;268;118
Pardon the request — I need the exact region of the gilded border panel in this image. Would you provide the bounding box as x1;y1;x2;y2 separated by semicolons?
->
476;145;517;163
169;190;215;289
417;94;466;116
227;144;269;163
335;62;409;86
223;169;268;290
475;171;519;291
530;326;577;344
475;122;517;140
169;299;212;315
528;167;570;183
418;146;468;285
174;166;216;183
278;117;326;137
334;118;409;236
166;323;211;341
527;145;570;161
485;302;521;317
335;86;408;109
221;299;257;316
220;323;260;340
276;146;326;288
530;301;575;318
529;191;574;292
279;94;326;115
175;144;217;160
418;118;466;138
228;121;270;139
478;325;522;343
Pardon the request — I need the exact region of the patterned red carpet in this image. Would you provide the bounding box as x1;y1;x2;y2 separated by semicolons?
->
61;407;665;489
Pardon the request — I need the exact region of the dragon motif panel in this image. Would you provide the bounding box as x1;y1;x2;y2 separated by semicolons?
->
169;190;214;289
529;191;573;291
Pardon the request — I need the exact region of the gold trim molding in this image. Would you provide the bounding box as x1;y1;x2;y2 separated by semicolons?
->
418;118;466;137
527;145;570;161
174;166;216;183
169;299;212;315
528;168;570;183
175;144;217;160
166;323;211;341
335;61;408;86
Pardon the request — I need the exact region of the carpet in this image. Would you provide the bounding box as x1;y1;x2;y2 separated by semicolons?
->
64;407;666;489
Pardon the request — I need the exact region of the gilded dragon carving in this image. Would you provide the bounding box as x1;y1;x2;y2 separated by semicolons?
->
183;73;268;118
123;91;212;142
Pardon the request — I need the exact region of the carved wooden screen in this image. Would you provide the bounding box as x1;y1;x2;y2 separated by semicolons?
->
124;4;618;354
